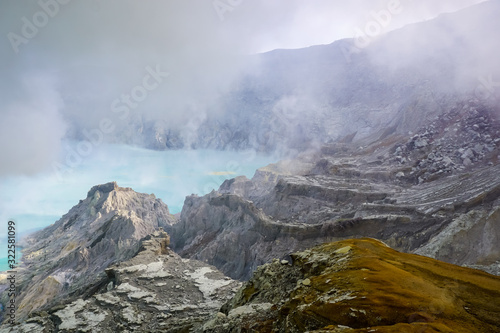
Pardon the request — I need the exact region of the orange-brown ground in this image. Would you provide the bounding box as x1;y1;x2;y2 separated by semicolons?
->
219;238;500;332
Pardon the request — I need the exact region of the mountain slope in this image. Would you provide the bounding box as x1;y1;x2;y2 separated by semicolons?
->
0;230;240;333
205;238;500;333
0;182;177;322
71;0;500;153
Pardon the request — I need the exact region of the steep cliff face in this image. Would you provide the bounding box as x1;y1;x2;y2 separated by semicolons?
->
171;191;337;281
0;182;177;322
203;238;500;333
172;99;500;279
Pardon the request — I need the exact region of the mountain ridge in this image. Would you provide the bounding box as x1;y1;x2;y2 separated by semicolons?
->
0;182;177;323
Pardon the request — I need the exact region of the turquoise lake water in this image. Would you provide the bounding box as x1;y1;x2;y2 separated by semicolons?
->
0;143;276;271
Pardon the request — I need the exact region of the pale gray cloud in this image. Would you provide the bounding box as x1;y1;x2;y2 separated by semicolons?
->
213;0;488;52
0;0;491;176
0;74;66;175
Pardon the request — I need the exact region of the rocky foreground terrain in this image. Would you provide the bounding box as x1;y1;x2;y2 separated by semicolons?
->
206;238;500;333
0;230;240;332
2;232;500;332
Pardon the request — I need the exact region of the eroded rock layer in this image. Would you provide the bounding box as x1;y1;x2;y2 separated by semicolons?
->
171;100;500;280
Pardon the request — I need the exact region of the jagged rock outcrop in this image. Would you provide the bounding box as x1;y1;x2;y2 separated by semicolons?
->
203;238;500;332
0;230;240;333
171;99;500;280
0;182;177;323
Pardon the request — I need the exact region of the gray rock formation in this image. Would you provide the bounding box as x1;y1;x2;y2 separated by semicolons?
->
0;182;177;323
171;99;500;280
0;230;240;332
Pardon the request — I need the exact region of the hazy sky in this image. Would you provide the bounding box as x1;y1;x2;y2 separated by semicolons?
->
0;0;490;176
0;0;488;54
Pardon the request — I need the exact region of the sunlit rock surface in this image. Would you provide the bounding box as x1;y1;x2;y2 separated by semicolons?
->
204;238;500;333
0;182;177;323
